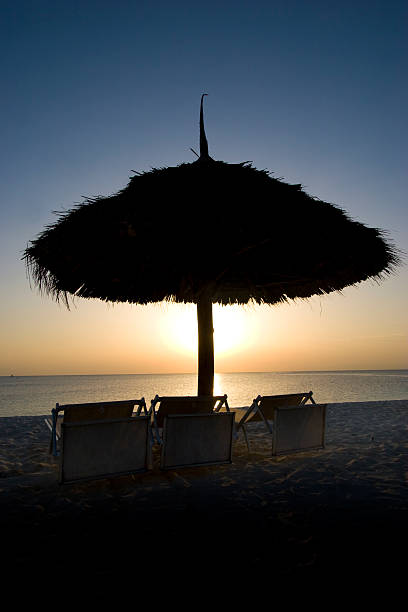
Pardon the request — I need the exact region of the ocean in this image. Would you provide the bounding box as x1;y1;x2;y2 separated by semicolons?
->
0;370;407;417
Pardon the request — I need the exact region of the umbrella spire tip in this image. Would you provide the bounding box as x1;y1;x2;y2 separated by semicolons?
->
199;94;210;159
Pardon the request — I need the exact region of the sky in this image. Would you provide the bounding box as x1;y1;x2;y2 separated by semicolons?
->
0;0;407;375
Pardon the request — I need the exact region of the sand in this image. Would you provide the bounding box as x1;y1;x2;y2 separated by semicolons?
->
0;400;407;593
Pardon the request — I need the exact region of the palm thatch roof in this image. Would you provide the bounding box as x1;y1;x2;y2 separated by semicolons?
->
24;151;398;308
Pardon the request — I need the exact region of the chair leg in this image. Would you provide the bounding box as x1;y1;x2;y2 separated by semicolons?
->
259;413;273;436
242;425;251;453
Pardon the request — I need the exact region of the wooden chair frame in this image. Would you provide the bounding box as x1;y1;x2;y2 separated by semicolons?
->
235;391;316;452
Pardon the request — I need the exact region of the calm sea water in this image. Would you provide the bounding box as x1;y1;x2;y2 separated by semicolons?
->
0;370;407;417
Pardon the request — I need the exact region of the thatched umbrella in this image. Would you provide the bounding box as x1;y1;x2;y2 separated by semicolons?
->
24;95;399;395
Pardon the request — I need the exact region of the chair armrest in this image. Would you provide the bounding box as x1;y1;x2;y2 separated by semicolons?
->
214;394;229;412
231;406;252;428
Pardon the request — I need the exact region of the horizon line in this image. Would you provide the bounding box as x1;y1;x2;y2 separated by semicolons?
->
3;368;407;378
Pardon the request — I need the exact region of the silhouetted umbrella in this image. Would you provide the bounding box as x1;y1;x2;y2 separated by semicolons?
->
24;95;399;395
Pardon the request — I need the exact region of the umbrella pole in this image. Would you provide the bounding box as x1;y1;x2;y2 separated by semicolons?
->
197;295;214;396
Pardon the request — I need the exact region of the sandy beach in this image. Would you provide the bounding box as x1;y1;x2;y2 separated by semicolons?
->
1;399;407;593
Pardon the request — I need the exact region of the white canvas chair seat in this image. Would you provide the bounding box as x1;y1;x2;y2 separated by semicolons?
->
58;415;151;484
150;394;230;445
271;403;327;455
160;412;235;470
235;391;316;452
44;398;151;484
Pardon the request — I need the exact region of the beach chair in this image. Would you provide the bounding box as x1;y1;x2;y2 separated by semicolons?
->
234;391;316;452
160;412;235;470
44;398;151;484
271;402;327;456
150;394;230;444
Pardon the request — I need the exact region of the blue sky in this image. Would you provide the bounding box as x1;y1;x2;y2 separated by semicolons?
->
1;0;407;374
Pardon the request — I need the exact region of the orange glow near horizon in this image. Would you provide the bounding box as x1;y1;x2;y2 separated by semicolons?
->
1;276;407;376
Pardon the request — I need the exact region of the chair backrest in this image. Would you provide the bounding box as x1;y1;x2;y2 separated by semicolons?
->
49;398;147;459
59;398;146;423
272;403;326;456
252;392;314;422
153;395;227;428
60;415;151;484
160;412;234;470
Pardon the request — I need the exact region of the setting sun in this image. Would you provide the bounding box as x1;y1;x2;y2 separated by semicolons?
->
159;303;257;357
